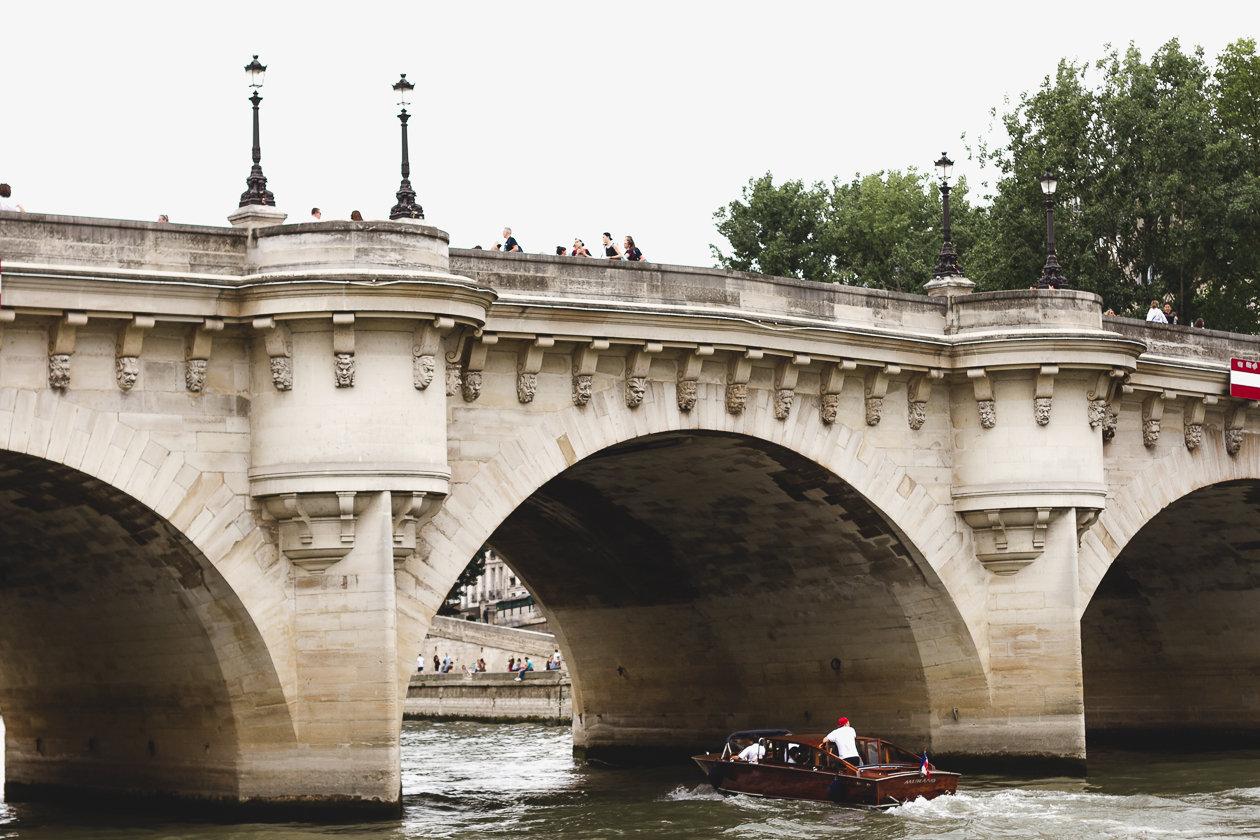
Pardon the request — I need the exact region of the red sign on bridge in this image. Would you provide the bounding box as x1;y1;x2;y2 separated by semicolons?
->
1230;358;1260;401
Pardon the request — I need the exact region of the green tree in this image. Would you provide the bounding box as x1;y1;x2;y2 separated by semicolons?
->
830;168;981;293
711;173;832;281
438;545;489;617
971;38;1260;331
712;169;981;292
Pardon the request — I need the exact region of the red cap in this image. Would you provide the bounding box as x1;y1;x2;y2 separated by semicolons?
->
838;717;849;726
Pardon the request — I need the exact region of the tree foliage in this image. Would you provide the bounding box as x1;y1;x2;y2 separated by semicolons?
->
711;169;980;294
712;38;1260;333
438;545;489;616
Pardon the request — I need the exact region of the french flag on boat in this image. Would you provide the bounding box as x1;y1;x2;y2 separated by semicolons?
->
920;751;931;778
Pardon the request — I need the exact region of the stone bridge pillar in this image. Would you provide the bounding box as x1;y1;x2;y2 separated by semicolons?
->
239;223;489;806
944;293;1133;763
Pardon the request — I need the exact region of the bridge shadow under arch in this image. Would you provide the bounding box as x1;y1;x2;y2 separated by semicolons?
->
484;430;981;761
1082;478;1260;749
0;450;292;804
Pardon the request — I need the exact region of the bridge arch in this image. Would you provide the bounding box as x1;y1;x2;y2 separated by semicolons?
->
1080;430;1260;746
0;388;295;802
408;377;992;758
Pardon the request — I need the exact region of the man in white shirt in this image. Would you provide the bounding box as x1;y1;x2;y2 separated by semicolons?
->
1146;300;1168;324
736;741;766;763
822;717;861;765
311;207;322;222
0;184;25;212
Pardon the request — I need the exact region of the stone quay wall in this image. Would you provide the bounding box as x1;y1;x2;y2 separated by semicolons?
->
405;672;572;724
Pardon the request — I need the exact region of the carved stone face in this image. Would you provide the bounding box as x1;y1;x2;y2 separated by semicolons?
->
820;393;839;425
1227;428;1244;456
626;377;647;408
977;399;997;429
185;358;207;393
270;356;293;391
48;354;71;389
446;366;462;396
725;382;747;415
517;372;538;404
334;353;355;388
1142;417;1161;447
461;370;482;402
907;400;926;430
1033;397;1052;426
116;356;140;391
1184;423;1203;451
414;354;436;390
864;396;883;426
774;389;793;420
572;374;593;406
676;379;698;412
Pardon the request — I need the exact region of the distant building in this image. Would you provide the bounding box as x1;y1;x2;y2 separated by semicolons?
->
458;552;547;631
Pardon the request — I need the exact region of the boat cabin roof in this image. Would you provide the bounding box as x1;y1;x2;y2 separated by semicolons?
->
724;729;793;744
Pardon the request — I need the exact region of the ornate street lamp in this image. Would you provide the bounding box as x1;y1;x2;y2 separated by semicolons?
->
238;56;276;207
932;153;964;279
389;74;424;220
1037;170;1069;289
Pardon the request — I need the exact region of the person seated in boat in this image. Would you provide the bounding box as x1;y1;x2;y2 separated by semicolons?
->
735;740;767;763
786;745;806;765
822;717;862;766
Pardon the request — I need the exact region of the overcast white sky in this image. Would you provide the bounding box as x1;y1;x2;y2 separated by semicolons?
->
0;1;1250;268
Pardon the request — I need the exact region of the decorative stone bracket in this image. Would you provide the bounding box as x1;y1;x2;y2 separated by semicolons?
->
819;360;857;425
332;313;355;388
676;345;713;411
1088;368;1131;441
961;508;1054;575
185;318;223;393
625;343;662;408
516;335;554;404
906;369;943;430
460;332;497;402
254;317;294;391
412;317;453;391
1226;401;1257;456
572;339;608;406
48;312;87;389
864;364;900;426
262;490;444;572
967;368;996;429
1141;391;1169;447
725;348;763;415
773;355;810;419
1183;395;1218;452
1033;366;1058;426
115;316;155;391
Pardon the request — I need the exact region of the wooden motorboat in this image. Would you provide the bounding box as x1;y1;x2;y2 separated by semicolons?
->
692;729;959;808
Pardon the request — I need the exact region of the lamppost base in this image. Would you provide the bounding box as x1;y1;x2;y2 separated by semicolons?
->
228;205;288;228
924;275;975;297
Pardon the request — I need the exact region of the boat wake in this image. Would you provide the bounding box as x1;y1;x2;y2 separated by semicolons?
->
663;784;726;801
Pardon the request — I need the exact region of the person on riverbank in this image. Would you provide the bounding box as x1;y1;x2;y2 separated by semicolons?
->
508;656;516;672
822;717;861;766
514;657;534;681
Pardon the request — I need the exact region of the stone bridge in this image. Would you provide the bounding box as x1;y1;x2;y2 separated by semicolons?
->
2;210;1259;813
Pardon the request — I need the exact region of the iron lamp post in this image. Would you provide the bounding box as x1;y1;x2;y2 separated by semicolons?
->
1037;170;1069;289
389;74;424;220
931;152;964;279
238;55;276;207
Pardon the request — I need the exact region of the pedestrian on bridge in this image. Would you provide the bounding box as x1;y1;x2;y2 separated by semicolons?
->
0;184;25;213
1146;301;1168;324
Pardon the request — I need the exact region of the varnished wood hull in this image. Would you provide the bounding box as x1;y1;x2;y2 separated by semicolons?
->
693;755;959;808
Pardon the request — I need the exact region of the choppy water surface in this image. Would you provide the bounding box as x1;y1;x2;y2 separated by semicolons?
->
5;721;1260;838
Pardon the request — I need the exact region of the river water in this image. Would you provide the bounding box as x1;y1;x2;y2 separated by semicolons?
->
5;720;1260;839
